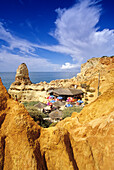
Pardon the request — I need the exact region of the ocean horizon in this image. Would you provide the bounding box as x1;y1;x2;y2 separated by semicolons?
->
0;72;78;91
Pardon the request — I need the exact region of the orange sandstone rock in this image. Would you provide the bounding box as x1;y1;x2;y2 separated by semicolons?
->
0;77;114;170
0;78;45;170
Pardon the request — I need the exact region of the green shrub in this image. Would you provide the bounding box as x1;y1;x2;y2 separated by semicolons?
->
26;106;39;116
15;82;21;85
81;84;87;89
86;85;90;92
49;122;58;127
30;111;51;128
24;104;51;128
90;89;95;93
85;98;88;101
98;92;101;96
23;101;39;107
25;106;47;118
101;56;107;58
62;106;83;119
89;94;94;97
23;101;28;107
40;119;51;128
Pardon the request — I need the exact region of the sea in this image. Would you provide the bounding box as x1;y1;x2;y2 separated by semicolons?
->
0;72;78;91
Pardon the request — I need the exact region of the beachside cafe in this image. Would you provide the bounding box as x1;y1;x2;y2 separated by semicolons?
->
48;88;84;101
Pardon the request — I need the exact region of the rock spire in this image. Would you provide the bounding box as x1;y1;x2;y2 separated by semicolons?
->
14;63;31;85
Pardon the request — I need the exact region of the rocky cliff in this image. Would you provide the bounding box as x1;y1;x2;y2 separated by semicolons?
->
14;63;32;85
0;78;44;169
76;56;114;103
77;56;114;89
8;63;77;102
8;56;114;104
0;77;114;169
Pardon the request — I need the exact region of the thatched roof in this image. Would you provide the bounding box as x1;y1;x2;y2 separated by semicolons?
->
69;88;84;95
53;88;83;96
53;88;72;95
34;102;46;109
53;101;65;107
47;90;54;94
49;110;63;119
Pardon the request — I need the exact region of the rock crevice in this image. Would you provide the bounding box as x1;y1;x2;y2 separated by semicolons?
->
64;133;79;170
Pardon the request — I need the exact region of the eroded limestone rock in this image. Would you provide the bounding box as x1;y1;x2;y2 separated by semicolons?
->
0;78;114;170
8;56;114;104
14;63;32;85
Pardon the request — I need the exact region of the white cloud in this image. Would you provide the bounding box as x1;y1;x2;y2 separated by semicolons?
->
61;62;80;70
0;0;114;72
0;22;13;42
0;50;60;72
0;22;61;72
39;0;114;62
0;22;36;55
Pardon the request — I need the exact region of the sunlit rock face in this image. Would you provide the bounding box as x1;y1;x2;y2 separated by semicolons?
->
8;63;77;102
14;63;32;85
8;56;114;103
0;78;114;170
0;78;43;170
77;56;114;81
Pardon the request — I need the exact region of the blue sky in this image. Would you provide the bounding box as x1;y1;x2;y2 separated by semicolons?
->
0;0;114;72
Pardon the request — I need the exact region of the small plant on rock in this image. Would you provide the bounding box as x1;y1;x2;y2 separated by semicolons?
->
81;84;87;89
89;94;94;97
85;98;88;101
